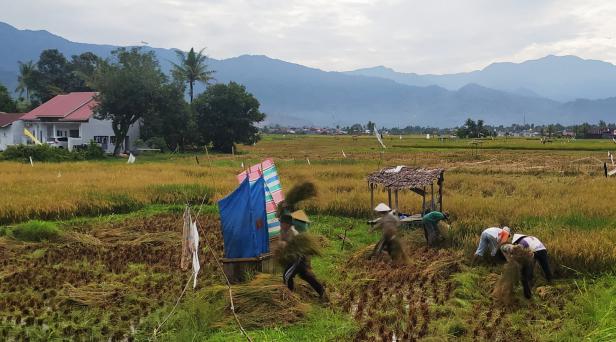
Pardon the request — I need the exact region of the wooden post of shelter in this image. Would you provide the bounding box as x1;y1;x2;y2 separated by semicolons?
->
430;182;435;210
394;190;399;211
370;183;374;210
421;187;426;213
438;174;444;211
387;189;392;208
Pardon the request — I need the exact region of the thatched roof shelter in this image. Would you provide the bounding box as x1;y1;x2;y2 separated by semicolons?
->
367;166;445;214
368;167;444;191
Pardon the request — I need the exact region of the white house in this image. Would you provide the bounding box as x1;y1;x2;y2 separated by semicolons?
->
20;92;140;153
0;112;25;151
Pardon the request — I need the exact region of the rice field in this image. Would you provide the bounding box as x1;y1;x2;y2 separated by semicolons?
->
1;134;615;340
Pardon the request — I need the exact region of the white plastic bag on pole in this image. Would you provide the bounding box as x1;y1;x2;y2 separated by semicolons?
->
191;220;200;289
374;128;386;148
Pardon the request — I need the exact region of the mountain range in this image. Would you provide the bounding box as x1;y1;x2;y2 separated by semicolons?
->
2;21;616;127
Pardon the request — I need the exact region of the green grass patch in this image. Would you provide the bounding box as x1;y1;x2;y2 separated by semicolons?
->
10;220;61;242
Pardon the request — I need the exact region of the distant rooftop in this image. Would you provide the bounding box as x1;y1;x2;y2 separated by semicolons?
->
0;112;24;128
21;92;98;122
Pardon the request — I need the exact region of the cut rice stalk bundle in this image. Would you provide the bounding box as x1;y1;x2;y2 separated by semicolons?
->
204;274;310;329
60;282;128;307
274;234;321;267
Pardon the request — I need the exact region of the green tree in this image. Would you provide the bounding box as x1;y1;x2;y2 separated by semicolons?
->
15;60;37;103
31;49;73;102
172;48;214;103
367;121;375;134
94;47;167;155
0;84;17;112
194;82;265;153
140;84;196;152
69;52;102;90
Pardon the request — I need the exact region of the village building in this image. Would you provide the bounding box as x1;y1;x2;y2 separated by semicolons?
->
19;92;140;153
0;112;25;151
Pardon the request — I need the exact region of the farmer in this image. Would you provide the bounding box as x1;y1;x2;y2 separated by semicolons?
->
421;210;449;247
369;203;406;262
512;234;553;282
278;212;326;299
472;226;511;264
499;244;535;299
291;210;310;232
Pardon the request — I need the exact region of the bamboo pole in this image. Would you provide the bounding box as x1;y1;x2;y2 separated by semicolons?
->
394;190;399;211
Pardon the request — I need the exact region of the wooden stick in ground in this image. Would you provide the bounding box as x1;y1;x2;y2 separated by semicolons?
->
195;218;253;342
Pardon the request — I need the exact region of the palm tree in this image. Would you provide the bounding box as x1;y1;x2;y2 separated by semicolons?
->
171;48;214;103
15;60;36;102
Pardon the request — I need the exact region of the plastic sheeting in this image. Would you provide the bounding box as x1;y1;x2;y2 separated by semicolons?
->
219;177;269;258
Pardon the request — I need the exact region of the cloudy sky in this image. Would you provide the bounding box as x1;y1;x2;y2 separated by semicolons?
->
2;0;616;73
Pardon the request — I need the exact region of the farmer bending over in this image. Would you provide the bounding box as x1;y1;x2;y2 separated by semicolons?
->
421;210;449;247
472;226;510;264
512;234;552;282
499;244;535;299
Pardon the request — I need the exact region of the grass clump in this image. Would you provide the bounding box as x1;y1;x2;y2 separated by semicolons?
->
10;220;61;242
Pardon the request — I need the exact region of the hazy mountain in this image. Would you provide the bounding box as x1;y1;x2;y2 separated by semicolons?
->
1;21;616;127
349;55;616;102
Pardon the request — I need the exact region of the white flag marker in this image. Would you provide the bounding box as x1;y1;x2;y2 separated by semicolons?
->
191;220;200;289
29;156;34;166
306;158;311;165
342;149;347;158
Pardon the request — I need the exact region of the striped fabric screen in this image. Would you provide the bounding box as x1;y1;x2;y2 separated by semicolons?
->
237;158;284;237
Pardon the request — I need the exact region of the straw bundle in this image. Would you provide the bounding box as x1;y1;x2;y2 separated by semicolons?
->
206;274;309;328
492;246;533;305
61;282;128;307
276;181;317;218
274;234;321;267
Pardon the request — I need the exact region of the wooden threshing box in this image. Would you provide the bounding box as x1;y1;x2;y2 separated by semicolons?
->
222;237;282;284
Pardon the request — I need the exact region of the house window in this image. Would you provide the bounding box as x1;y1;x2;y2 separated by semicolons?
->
110;136;116;144
69;130;80;138
93;136;108;144
56;130;63;137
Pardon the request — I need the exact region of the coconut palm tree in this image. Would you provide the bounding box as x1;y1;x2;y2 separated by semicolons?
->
171;48;214;103
15;60;37;102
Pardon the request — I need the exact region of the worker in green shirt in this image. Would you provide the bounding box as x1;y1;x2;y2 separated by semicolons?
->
421;210;449;247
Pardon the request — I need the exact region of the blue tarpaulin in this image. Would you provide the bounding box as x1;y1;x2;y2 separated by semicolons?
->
219;177;269;258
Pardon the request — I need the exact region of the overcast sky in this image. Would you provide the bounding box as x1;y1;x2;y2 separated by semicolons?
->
2;0;616;73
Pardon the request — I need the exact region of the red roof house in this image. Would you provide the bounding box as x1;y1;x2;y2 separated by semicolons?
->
21;92;98;122
20;92;140;153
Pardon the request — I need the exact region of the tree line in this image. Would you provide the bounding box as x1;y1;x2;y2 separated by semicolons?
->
0;48;265;155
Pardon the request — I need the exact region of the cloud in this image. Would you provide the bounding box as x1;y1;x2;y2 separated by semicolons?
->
1;0;615;73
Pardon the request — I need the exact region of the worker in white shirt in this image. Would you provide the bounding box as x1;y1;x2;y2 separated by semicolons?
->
512;234;552;282
472;226;511;264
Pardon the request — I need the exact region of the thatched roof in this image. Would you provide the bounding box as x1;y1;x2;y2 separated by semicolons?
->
368;166;444;190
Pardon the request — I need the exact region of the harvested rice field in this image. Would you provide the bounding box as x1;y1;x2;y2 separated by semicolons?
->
1;134;616;341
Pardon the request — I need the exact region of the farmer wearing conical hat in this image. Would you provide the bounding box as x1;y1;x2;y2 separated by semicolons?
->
472;226;511;264
498;243;535;299
512;234;552;282
278;211;325;298
369;203;406;262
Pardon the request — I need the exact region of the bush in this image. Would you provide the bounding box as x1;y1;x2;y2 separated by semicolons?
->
81;141;106;160
0;143;105;162
145;136;167;152
1;144;80;162
10;220;61;242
